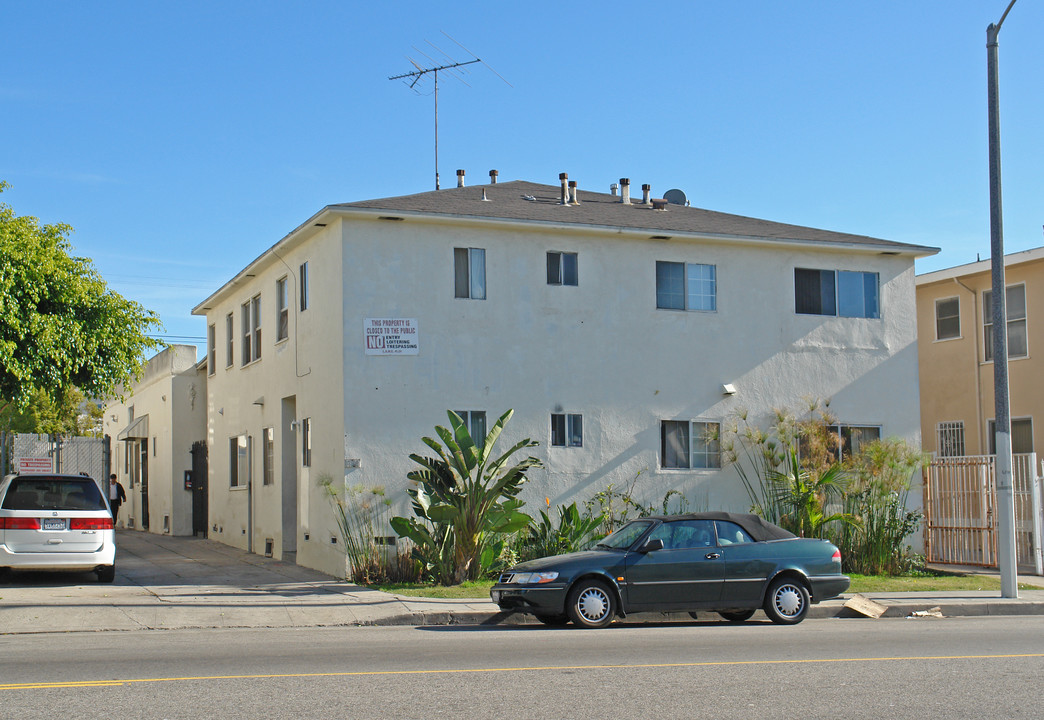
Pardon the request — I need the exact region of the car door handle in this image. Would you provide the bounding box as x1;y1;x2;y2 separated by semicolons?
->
705;552;720;560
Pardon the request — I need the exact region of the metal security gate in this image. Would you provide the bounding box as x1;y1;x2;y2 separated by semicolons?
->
3;433;110;483
190;440;208;537
923;454;1044;574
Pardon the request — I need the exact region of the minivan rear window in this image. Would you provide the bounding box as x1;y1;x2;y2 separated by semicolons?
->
1;476;108;511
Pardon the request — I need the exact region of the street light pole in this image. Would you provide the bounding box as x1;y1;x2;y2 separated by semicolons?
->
986;0;1019;599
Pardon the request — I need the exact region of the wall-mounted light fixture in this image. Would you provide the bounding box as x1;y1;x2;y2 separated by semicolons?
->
722;383;737;395
289;420;300;431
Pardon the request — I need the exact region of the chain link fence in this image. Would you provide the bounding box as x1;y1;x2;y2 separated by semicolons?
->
2;432;110;482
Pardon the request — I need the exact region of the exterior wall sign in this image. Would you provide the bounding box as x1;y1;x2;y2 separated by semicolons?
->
364;318;419;355
17;457;54;474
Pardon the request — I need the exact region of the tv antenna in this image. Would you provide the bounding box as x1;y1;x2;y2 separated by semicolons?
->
389;32;510;190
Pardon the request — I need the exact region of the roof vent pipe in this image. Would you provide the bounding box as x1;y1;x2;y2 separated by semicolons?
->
642;184;651;205
610;183;618;196
569;180;579;205
456;169;466;188
489;169;498;184
620;178;631;205
559;172;569;204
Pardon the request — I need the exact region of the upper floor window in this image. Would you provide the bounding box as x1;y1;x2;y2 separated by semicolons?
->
301;417;312;467
276;277;289;342
262;427;274;485
547;252;578;286
207;324;216;376
656;261;716;312
242;295;261;365
795;268;879;318
454;410;487;442
661;420;721;469
983;284;1027;361
230;435;250;488
935;297;960;340
937;421;966;457
454;248;486;300
225;313;234;368
299;262;309;311
551;413;583;447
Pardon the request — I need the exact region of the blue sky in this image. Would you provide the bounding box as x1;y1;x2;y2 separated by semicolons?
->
3;1;1042;355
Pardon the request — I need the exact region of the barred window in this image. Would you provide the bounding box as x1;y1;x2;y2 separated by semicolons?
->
937;421;966;457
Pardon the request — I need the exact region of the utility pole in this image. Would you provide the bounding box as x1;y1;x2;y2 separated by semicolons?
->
986;0;1019;599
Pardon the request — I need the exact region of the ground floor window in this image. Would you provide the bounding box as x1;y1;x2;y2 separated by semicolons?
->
988;417;1033;455
454;410;487;442
661;420;720;469
937;421;966;457
230;435;250;488
551;413;583;447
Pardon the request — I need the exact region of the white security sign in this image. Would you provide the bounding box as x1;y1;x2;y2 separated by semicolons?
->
364;318;419;355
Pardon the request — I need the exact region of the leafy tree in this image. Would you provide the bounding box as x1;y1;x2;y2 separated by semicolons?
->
391;409;541;584
0;386;103;436
0;181;162;410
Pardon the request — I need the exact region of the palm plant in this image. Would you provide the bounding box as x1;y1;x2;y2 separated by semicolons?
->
770;449;854;539
391;409;541;585
518;501;604;562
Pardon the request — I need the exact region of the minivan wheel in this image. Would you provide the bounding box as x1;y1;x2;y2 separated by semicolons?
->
96;565;115;583
763;577;809;625
566;579;616;629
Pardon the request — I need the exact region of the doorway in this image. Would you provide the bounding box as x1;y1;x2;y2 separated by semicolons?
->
281;396;298;562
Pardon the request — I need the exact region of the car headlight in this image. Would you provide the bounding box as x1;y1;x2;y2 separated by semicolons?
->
511;571;559;584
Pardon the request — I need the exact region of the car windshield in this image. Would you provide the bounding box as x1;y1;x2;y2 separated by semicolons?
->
1;476;107;511
595;520;653;550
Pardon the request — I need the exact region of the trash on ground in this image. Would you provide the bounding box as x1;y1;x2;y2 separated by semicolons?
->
907;606;944;619
843;594;887;618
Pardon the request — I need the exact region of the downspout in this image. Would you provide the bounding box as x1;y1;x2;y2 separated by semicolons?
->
954;278;984;453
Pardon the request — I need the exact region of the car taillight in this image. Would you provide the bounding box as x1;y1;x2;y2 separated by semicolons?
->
832;549;842;563
70;518;114;530
1;517;41;530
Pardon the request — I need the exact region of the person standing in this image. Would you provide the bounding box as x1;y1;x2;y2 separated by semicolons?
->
109;473;126;524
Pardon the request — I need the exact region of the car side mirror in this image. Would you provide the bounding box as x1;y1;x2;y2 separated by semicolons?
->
641;538;664;553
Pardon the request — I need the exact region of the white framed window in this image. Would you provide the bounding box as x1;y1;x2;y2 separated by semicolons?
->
547;251;578;286
454;410;487;442
207;324;216;376
661;420;721;469
795;268;879;318
299;261;309;311
242;295;262;365
551;413;583;447
225;313;234;368
301;417;312;467
263;427;274;485
230;435;250;488
454;248;486;299
937;421;966;457
656;261;716;312
988;417;1034;454
935;297;960;340
276;277;289;342
983;284;1027;361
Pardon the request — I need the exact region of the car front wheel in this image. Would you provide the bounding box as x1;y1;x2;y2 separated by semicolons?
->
566;579;616;629
763;577;809;625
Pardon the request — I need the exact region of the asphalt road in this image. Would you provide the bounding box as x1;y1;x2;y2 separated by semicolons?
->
3;616;1042;719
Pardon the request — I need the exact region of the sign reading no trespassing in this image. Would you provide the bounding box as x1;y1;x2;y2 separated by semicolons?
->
18;457;54;474
364;318;419;355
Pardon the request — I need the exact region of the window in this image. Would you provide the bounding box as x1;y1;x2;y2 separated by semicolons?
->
242;295;262;365
656;261;716;311
276;277;289;342
661;420;721;469
715;521;753;546
988;417;1034;454
454;247;486;299
454;410;487;442
547;252;578;286
299;261;309;311
262;427;274;485
983;284;1027;361
225;313;234;368
799;424;881;462
207;324;216;376
647;519;715;550
937;421;966;457
935;297;960;340
301;417;311;467
795;268;879;318
230;435;250;488
551;413;583;447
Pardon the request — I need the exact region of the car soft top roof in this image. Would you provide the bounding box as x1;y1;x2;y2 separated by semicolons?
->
646;511;797;542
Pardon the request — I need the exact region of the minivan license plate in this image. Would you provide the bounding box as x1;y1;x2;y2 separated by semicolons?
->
42;518;66;531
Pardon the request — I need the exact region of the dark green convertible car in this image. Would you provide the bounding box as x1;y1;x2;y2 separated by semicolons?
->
491;511;849;628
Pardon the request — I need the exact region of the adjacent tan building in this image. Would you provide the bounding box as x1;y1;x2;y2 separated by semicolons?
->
917;246;1044;457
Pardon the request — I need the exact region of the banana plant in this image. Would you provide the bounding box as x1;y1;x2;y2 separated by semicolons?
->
392;409;541;585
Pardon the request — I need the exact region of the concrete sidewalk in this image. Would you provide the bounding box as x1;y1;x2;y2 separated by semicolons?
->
1;530;1042;635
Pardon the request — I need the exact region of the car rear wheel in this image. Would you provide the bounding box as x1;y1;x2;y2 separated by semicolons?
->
534;614;570;626
718;609;756;623
763;577;809;625
566;579;616;629
96;564;115;583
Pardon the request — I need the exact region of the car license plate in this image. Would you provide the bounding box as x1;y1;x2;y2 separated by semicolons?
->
491;590;501;603
42;518;66;531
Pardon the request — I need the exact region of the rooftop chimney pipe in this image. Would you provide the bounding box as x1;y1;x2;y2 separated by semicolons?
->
610;183;618;196
456;169;466;188
642;184;651;205
569;180;579;205
620;178;631;205
559;172;569;204
489;169;498;184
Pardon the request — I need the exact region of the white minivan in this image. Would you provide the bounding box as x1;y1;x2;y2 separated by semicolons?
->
0;473;116;582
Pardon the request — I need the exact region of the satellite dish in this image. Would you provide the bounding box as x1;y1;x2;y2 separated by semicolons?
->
664;188;687;206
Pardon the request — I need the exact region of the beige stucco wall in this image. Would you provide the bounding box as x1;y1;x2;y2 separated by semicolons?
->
917;250;1044;456
103;345;206;535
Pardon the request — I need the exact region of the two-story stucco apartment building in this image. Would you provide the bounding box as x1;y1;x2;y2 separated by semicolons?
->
193;174;937;577
917;246;1044;458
